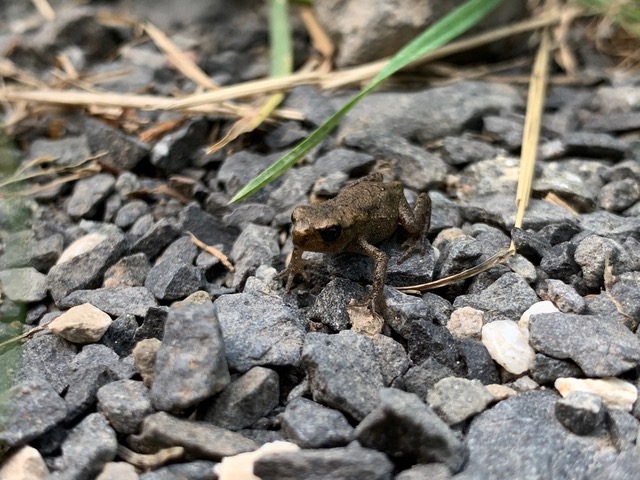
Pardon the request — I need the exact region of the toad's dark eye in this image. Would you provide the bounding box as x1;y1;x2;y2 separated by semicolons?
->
319;225;342;243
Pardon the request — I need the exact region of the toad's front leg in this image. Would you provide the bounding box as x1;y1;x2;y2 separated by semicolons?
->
277;246;306;291
354;239;391;318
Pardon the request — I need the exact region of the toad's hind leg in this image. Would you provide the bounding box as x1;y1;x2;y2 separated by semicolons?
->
398;192;431;263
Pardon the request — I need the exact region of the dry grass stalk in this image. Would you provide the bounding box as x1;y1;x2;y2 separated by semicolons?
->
188;231;235;272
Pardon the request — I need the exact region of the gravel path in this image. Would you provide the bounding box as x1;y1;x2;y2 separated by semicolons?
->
1;2;640;479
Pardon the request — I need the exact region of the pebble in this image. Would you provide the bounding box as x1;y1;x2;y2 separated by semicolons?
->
103;253;151;288
484;384;517;401
554;391;606;435
214;292;306;372
150;119;209;172
481;320;535;375
97;379;153;434
281;397;354;448
555;377;637;411
457;338;500;385
48;303;112;344
426;377;494;425
83;117;149;171
50;413;117;479
58;286;158;318
308;278;367;331
574;235;627;290
131;218;180;260
130;412;257;460
355;388;467;473
519;300;560;329
254;444;394;480
542;279;586;314
0;445;49;480
66;173;116;219
529;313;640;377
447;306;484;339
151;302;230;412
96;462;139;480
454;272;539;323
598;179;640;212
47;228;128;303
0;267;48;303
201;366;279;431
16;334;77;395
311;148;374;177
230;224;280;288
144;260;205;301
303;330;384;421
401;358;456;399
396;463;452;480
0;377;67;447
530;353;585;385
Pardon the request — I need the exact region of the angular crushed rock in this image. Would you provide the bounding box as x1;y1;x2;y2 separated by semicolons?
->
281;397;355;448
151;302;229;412
303;330;385;421
200;366;279;431
529;313;640;377
214;292;306;372
130;412;257;460
355;388;467;473
254;444;394;480
16;333;77;394
0;267;48;303
97;379;153;434
555;391;606;436
0;377;67;447
426;377;494;425
58;286;158;318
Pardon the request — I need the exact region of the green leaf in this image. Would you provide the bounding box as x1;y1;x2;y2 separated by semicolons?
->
269;0;293;77
230;0;503;203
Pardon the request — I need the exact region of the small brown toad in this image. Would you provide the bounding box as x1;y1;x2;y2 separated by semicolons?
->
280;173;431;317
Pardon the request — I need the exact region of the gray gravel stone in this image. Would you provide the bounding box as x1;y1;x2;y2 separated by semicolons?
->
308;278;367;331
66;173;116;219
114;200;150;229
130;412;257;461
100;313;138;357
539;242;581;282
59;286;158;318
598;179;640;212
574;235;628;290
442;134;502;166
214;292;306;371
0;377;67;447
150;119;209;172
529;313;640;377
97;379;153;434
151;302;229;412
103;253;150;288
400;358;456;399
372;334;411;386
201;366;279;430
138;461;217;480
254;444;393;480
583;110;640;133
303;330;385;421
131;218;180;260
530;353;585;385
16;333;77;394
339;82;521;144
48;227;128;303
63;362;119;422
283;85;336;127
453;272;538;322
83;116;149;171
543;279;586;313
29;135;90;168
562;131;627;159
281;397;354;448
395;463;452;480
312;148;375;176
457;338;500;385
155;235;198;266
1;230;63;272
73;343;136;381
555;392;606;435
0;267;47;303
268;166;317;215
145;260;205;301
355;388;467;472
461;390;627;480
230;224;280;288
426;377;494;425
462;194;575;230
483;114;524;149
50;413;117;480
343;131;448;190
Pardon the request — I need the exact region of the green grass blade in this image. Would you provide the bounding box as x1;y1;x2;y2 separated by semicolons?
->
230;0;503;203
270;0;293;77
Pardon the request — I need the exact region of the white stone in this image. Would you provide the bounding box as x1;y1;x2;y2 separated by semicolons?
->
215;441;299;480
48;303;112;344
447;306;484;339
518;300;559;330
555;377;638;411
481;320;535;375
96;462;139;480
0;445;49;480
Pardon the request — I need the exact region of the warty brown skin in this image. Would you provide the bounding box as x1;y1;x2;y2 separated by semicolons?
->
281;173;431;317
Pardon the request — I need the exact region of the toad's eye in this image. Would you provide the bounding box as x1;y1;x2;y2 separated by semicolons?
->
319;225;342;243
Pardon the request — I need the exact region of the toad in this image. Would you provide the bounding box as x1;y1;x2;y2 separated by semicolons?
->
280;173;431;317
